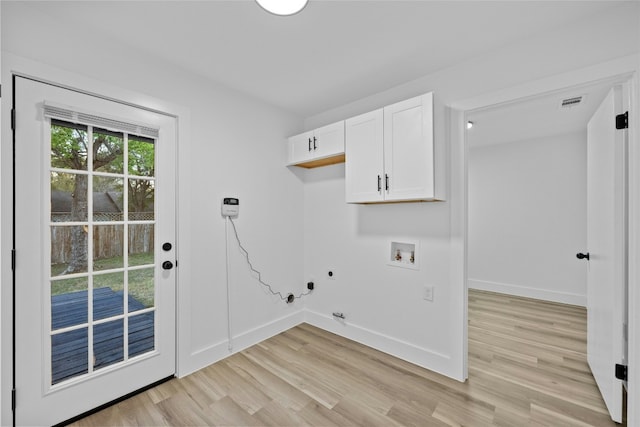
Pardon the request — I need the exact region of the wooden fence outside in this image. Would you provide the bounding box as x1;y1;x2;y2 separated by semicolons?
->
51;224;154;264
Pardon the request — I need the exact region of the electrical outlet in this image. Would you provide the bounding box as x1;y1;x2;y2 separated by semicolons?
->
423;286;434;301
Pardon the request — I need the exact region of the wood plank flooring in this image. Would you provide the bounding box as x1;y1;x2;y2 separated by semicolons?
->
70;290;622;426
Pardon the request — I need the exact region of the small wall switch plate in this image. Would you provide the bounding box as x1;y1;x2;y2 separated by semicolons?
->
423;286;434;301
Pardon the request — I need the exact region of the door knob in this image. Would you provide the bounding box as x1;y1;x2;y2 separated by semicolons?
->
162;261;174;270
576;252;590;260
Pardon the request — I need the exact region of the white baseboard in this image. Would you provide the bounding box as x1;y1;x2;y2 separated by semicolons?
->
468;278;586;307
304;309;454;379
181;309;305;377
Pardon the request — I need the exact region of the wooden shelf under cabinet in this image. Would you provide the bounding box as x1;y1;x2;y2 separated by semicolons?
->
292;153;345;169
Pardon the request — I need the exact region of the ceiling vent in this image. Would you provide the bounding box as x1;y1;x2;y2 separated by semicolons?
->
560;95;586;109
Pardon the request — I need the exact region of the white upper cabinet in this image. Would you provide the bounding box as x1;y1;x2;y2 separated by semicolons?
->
346;92;440;203
345;109;384;203
384;93;434;201
287;121;345;168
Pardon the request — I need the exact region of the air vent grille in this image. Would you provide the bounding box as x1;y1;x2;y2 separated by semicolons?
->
560;96;583;108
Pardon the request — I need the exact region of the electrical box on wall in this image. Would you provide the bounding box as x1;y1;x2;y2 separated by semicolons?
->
388;240;419;270
222;197;239;217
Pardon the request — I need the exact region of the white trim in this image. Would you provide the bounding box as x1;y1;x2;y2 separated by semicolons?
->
626;67;640;427
304;309;453;378
468;279;586;307
448;106;468;382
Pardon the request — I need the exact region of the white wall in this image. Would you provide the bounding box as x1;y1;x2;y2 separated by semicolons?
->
303;162;454;373
302;3;639;381
467;133;587;305
1;4;306;424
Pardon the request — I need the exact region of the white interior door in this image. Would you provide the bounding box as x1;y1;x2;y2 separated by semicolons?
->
586;85;628;423
13;76;177;426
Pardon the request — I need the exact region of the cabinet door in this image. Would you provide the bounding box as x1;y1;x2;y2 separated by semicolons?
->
314;121;345;159
346;109;384;203
288;130;314;165
383;92;434;201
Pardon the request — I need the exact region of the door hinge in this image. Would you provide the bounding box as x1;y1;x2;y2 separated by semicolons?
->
616;111;628;130
11;388;16;411
615;363;628;381
11;249;15;271
11;108;16;131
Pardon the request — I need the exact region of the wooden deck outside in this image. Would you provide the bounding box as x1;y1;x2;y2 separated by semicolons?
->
51;287;155;384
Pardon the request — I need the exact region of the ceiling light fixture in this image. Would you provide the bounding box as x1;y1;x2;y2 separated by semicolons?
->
256;0;308;16
467;121;474;129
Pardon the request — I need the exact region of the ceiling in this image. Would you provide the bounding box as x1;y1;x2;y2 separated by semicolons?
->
4;1;628;118
467;79;619;148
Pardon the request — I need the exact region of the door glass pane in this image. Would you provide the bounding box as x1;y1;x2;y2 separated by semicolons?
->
51;172;88;222
129;224;154;266
93;272;125;321
94;320;124;370
128;179;154;221
129;268;154;312
51;277;88;329
93;128;124;174
51;225;88;275
51;120;88;171
129;313;155;358
93;176;124;222
48;122;159;387
93;225;124;270
128;137;154;177
51;328;88;385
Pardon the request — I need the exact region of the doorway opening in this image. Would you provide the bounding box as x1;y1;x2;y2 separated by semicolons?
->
463;76;631;424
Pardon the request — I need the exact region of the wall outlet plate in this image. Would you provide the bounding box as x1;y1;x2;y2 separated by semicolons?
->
423;285;434;301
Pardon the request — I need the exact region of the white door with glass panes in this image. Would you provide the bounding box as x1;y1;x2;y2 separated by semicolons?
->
13;77;177;426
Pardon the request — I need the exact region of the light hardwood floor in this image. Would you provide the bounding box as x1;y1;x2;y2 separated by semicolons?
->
71;290;622;426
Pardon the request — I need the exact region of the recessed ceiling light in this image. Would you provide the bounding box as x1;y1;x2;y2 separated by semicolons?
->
467;121;474;129
256;0;309;16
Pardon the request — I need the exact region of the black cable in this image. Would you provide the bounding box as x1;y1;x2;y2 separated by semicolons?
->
228;217;311;302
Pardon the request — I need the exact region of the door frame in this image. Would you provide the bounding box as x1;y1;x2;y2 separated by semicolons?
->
448;56;639;423
1;54;192;426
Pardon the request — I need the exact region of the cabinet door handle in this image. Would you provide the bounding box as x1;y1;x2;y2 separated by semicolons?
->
377;175;381;192
385;174;389;191
308;137;312;152
313;136;317;150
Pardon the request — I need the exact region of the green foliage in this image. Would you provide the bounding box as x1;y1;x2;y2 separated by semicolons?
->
128;138;155;212
51;124;88;170
128;139;154;177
